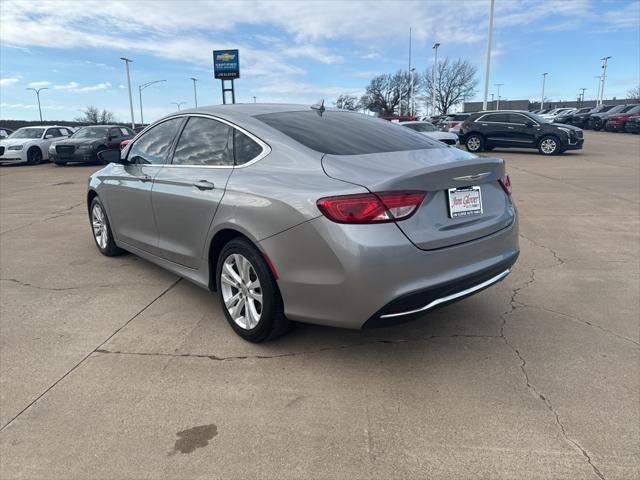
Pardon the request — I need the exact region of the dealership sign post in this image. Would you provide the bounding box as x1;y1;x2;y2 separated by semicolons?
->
213;49;239;104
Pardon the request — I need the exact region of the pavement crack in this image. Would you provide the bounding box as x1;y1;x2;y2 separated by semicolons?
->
0;202;85;236
94;334;501;362
1;278;118;292
0;277;182;433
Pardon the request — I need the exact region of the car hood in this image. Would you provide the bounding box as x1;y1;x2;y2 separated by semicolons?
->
54;138;102;147
553;123;582;131
0;138;32;147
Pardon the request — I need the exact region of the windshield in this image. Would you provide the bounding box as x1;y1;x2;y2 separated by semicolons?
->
256;110;441;155
403;122;436;132
528;113;549;124
620;105;639;113
9;128;44;139
71;126;109;139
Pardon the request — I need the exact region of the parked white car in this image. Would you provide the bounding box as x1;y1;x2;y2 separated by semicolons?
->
400;121;459;146
0;126;73;165
539;108;573;121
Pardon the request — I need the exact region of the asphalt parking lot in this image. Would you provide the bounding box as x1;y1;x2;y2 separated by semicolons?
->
0;130;638;479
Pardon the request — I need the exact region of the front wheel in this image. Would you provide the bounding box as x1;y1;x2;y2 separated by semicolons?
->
538;135;561;155
216;238;289;342
26;147;42;165
465;134;484;153
90;197;124;256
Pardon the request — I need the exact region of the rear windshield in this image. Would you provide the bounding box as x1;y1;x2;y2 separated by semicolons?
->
254;110;440;155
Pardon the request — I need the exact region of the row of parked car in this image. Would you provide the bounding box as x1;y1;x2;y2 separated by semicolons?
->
528;104;639;132
0;125;135;165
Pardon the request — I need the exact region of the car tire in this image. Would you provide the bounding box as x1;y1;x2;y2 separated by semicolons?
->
89;197;124;257
26;147;43;165
465;134;484;153
592;119;602;131
96;146;108;164
216;238;290;343
538;135;561;155
54;161;67;166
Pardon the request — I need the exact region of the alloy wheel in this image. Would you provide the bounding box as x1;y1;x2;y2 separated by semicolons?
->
220;253;263;330
467;136;481;151
540;138;557;154
91;204;108;249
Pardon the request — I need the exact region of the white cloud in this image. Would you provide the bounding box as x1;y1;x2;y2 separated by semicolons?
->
0;77;20;87
53;81;111;92
28;81;51;88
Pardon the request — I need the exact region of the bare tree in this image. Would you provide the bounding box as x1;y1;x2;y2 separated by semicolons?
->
75;106;116;124
334;94;359;110
423;58;478;115
359;70;421;115
627;86;640;101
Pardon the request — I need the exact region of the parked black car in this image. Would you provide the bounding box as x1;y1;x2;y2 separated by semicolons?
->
624;115;640;134
0;127;13;139
588;104;636;131
553;107;591;124
569;105;614;129
50;125;135;165
459;110;583;155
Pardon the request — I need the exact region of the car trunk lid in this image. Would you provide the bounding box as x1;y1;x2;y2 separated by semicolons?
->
322;147;515;250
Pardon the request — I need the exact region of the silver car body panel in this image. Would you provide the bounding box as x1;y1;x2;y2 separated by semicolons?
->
88;104;519;329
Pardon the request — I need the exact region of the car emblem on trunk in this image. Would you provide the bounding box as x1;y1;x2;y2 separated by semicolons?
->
453;172;491;181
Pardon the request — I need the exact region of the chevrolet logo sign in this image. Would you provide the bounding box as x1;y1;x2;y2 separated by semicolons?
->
216;53;236;61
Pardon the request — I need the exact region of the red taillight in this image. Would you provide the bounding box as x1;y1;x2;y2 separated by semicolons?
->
498;175;512;196
317;191;425;224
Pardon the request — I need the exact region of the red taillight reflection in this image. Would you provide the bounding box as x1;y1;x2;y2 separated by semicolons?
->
498;175;512;196
317;192;425;224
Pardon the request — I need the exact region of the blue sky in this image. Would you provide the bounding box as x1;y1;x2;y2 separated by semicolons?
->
1;0;638;122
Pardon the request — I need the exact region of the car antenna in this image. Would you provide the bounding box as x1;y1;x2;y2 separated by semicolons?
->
310;99;325;116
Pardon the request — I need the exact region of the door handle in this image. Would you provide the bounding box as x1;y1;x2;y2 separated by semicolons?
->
194;180;215;190
507;126;514;129
139;175;152;183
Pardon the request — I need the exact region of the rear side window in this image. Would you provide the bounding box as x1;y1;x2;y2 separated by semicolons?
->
128;117;183;165
255;111;439;155
172;116;233;166
46;128;63;138
480;113;509;123
234;130;263;165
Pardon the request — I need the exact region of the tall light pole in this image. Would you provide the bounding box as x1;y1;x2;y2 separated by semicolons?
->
120;57;136;130
410;67;416;116
599;56;611;105
490;93;494;109
432;42;440;116
541;73;548;110
26;87;47;122
482;0;495;111
579;88;587;107
594;76;602;102
190;77;198;107
495;83;503;110
171;102;186;111
138;79;166;126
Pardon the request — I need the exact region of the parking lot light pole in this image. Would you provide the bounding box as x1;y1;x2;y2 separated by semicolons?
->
410;67;416;116
120;57;136;130
482;0;495;111
541;73;548;110
138;80;166;126
599;56;611;105
495;83;503;110
579;88;587;107
26;87;47;122
171;102;186;111
190;77;198;107
432;42;440;116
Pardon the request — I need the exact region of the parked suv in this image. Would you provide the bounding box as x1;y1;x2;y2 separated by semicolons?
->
440;113;471;132
571;105;613;129
459;110;583;155
50;125;135;165
553;107;591;124
0;125;73;164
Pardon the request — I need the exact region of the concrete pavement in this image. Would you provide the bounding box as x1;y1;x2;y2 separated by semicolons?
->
0;131;638;479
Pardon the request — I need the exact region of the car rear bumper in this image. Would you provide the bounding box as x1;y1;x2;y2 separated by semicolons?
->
260;212;519;329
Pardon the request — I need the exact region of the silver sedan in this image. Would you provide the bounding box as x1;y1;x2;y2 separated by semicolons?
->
88;104;519;342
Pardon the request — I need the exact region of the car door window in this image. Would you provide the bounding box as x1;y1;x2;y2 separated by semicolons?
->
507;114;529;125
45;128;62;138
128;118;183;165
234;129;263;165
480;113;509;123
171;116;234;166
120;128;131;136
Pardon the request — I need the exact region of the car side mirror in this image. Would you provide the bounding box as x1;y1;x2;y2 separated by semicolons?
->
45;134;54;139
525;121;535;127
97;149;123;164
